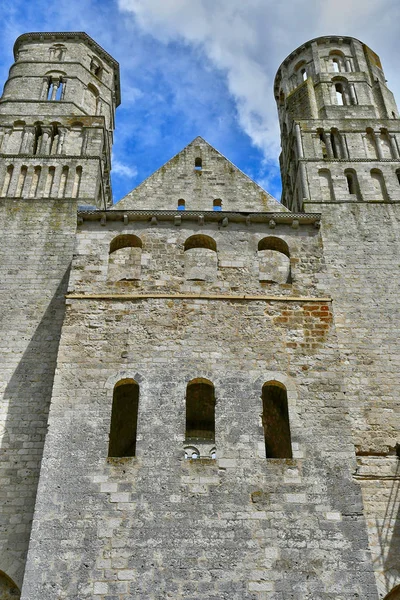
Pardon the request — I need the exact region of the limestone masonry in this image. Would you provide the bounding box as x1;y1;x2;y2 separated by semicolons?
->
0;31;399;600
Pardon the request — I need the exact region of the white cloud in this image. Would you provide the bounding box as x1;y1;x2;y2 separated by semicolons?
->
113;159;138;179
118;0;400;163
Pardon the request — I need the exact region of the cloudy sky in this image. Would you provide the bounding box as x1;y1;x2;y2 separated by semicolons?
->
0;0;399;202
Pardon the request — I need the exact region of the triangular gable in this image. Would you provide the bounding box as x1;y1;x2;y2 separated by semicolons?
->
112;137;288;213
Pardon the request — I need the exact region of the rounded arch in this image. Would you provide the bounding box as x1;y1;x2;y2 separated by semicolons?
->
384;585;400;600
187;377;214;388
329;49;345;58
87;82;99;97
44;69;67;77
184;234;217;252
114;377;138;389
294;59;306;72
110;234;142;254
0;570;20;598
258;236;290;257
185;378;215;442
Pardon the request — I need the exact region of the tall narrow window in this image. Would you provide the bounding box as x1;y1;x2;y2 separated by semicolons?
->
29;166;41;198
371;169;388;201
44;166;55;197
72;166;82;198
177;198;185;211
1;165;14;197
213;199;222;211
332;59;340;73
184;234;217;281
301;68;307;81
15;166;27;198
195;157;202;170
58;166;68;198
319;132;328;158
262;381;292;459
258;237;291;284
108;234;142;282
108;379;139;457
185;378;215;442
319;169;335;202
335;83;344;105
90;58;103;79
396;169;400;186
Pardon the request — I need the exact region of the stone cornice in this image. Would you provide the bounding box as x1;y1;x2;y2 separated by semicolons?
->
77;209;321;228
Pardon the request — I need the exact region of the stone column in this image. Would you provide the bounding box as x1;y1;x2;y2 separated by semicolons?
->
56;127;68;154
372;130;384;160
349;84;357;105
295;123;304;158
39;127;52;155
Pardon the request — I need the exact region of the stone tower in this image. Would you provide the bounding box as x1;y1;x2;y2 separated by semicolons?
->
275;36;400;597
274;36;400;210
0;32;119;591
0;32;399;600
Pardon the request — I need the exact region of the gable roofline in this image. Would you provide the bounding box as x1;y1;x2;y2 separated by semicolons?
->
113;136;280;207
14;32;121;106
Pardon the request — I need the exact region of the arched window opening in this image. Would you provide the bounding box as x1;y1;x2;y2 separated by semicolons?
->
108;234;142;282
33;124;42;155
185;378;215;443
0;571;20;598
319;169;335;202
344;169;361;199
177;198;185;211
90;57;103;79
262;381;292;459
50;124;60;155
213;199;222;211
72;166;82;198
108;379;139;458
379;128;393;158
332;59;340;73
195;157;202;170
371;168;388;201
15;165;27;198
44;166;55;197
335;83;345;106
294;60;307;85
383;585;400;600
319;132;328;158
301;68;307;81
330;130;342;159
47;77;64;101
184;234;217;281
396;169;400;186
184;446;200;460
58;166;69;198
29;166;41;198
1;165;13;198
258;237;291;284
365;128;378;158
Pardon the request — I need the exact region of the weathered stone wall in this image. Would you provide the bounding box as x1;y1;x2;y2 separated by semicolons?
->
309;201;400;597
21;218;378;600
115;137;284;213
0;198;77;588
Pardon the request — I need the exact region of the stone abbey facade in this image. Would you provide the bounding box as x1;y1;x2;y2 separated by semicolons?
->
0;31;399;600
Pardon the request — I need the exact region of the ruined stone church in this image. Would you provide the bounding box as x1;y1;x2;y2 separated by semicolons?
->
0;31;399;599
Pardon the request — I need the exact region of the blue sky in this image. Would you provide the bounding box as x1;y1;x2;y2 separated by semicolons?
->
1;0;399;203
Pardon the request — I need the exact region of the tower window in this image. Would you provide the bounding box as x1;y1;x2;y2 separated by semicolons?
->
371;168;388;201
346;172;355;194
185;378;215;442
213;199;222;211
335;83;345;106
47;78;63;101
108;379;139;458
177;198;185;211
301;68;307;81
194;157;202;170
319;132;328;158
396;169;400;185
90;58;103;79
262;381;292;459
332;59;340;73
